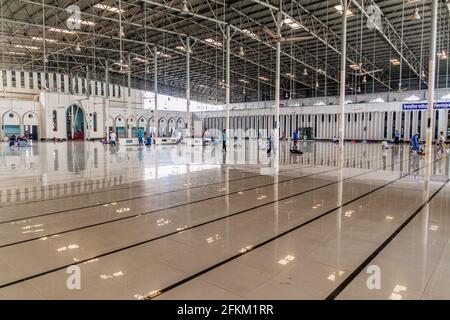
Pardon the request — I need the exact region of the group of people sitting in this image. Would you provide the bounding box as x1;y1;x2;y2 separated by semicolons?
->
381;130;448;156
101;129;156;147
8;134;31;147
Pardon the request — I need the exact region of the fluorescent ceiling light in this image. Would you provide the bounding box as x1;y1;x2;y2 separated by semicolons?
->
390;58;400;65
157;51;171;59
67;18;95;26
32;36;57;43
258;76;269;81
49;27;75;34
350;64;361;70
14;44;39;50
404;94;420;101
94;3;125;13
282;18;302;30
133;56;149;63
112;60;128;68
370;97;385;103
334;5;353;16
285;72;295;78
205;38;222;47
175;45;192;53
239;79;249;84
242;29;259;39
8;51;27;56
437;50;448;60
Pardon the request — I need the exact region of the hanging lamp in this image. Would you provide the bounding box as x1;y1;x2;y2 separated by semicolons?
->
181;0;189;14
412;7;421;20
239;46;244;56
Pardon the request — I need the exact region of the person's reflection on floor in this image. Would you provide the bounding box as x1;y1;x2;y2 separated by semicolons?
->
138;146;144;162
411;152;419;178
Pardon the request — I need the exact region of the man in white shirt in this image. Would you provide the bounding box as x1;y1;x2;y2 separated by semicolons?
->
110;131;117;147
438;131;446;153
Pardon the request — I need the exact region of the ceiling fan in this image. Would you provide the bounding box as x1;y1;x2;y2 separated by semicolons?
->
262;27;313;43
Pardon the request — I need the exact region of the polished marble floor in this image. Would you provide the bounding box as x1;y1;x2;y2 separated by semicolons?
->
0;140;449;300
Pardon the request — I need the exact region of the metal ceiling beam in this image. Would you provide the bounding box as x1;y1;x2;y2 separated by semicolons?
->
250;0;393;91
13;0;314;95
349;0;426;85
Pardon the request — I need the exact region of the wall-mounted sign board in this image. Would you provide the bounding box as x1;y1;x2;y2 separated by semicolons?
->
402;102;450;110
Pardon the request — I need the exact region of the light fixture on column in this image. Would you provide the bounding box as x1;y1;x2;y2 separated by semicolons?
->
315;81;319;88
412;7;421;20
239;46;244;56
357;86;361;92
303;68;308;76
75;43;81;52
181;0;189;14
421;70;426;78
119;26;125;37
362;75;367;83
285;91;288;98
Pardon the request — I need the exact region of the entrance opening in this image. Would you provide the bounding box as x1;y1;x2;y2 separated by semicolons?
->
23;112;39;140
66;105;85;140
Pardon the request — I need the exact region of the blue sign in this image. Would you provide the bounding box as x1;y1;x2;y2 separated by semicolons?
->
402;102;450;110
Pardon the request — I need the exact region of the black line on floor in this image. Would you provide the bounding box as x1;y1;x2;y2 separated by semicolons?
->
145;156;446;299
0;152;393;248
0;147;380;214
0;161;329;224
0;153;423;289
0;170;268;220
325;178;450;300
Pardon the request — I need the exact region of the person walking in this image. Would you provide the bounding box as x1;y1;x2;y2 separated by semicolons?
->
394;130;400;145
221;129;227;152
293;129;299;149
438;131;446;153
138;128;144;145
411;133;419;154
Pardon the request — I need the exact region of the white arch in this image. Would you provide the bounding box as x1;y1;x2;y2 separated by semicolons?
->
138;116;147;128
176;117;186;129
168;117;177;129
22;111;39;126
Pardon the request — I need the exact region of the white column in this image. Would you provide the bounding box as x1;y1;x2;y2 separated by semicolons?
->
186;37;191;137
426;0;438;158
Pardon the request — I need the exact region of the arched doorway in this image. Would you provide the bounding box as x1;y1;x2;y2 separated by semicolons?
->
115;115;126;138
148;117;156;136
23;112;39;140
2;111;21;138
138;117;147;135
66;105;85;140
158;117;167;137
128;117;137;138
168;118;177;137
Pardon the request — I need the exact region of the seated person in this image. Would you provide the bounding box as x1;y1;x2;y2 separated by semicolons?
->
145;135;152;146
382;140;389;149
17;136;30;147
9;134;16;147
